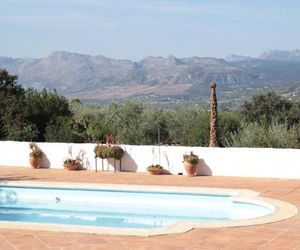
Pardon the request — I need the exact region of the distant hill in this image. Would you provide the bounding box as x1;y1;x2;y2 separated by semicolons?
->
259;49;300;61
225;54;254;62
1;50;300;107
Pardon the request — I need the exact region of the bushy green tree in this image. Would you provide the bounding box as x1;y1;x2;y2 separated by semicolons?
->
142;108;169;144
107;101;145;144
241;92;298;127
44;117;85;143
187;110;241;147
164;107;202;145
70;101;111;142
234;92;300;148
25;88;72;141
188;111;210;146
8;123;40;141
0;69;26;140
226;122;299;148
218;111;241;146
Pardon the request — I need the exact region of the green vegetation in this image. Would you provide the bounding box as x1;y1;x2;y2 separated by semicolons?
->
29;142;43;158
25;88;72;141
183;152;200;165
94;145;124;159
0;69;26;140
0;69;73;141
225;92;300;148
226;122;300;148
1;69;300;148
147;164;163;170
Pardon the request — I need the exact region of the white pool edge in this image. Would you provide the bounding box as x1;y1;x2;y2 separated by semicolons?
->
0;181;298;236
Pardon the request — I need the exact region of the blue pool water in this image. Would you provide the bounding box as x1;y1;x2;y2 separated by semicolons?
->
0;185;273;229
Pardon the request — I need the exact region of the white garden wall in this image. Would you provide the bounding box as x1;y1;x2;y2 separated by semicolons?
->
0;141;299;179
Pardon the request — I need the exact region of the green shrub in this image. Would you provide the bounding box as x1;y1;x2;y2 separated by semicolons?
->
112;146;124;160
94;145;109;158
94;145;124;159
226;122;299;148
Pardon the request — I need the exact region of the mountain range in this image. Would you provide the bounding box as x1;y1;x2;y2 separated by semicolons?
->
1;49;300;107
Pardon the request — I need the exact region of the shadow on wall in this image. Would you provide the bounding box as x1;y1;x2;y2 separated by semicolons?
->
40;154;51;169
118;150;138;172
107;158;123;172
196;159;212;176
94;158;111;172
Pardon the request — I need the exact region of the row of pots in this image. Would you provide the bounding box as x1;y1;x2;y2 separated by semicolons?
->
29;157;199;176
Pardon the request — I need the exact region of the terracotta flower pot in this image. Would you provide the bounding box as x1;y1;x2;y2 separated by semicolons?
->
29;157;42;169
147;169;161;175
65;163;80;171
184;162;197;177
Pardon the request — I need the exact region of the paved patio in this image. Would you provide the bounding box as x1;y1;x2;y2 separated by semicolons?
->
0;167;300;250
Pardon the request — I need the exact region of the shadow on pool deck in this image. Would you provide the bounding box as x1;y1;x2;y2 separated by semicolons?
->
0;174;43;182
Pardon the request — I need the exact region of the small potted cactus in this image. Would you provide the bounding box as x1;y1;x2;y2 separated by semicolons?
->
29;142;43;168
183;151;200;176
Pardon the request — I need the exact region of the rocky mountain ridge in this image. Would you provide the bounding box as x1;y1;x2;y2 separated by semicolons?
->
0;50;300;106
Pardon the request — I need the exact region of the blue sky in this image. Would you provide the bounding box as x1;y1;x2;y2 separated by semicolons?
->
0;0;299;60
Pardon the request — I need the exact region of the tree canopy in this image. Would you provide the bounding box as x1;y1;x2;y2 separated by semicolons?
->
241;92;298;126
1;69;300;148
0;69;25;139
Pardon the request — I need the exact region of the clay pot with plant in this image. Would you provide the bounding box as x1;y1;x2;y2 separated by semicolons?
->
111;146;124;160
183;152;200;177
29;142;43;168
146;164;163;175
94;144;109;159
63;158;81;170
63;148;85;171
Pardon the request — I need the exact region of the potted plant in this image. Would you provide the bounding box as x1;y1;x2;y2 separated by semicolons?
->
94;144;109;159
183;151;200;176
63;158;81;170
94;144;124;172
29;142;43;168
146;164;163;175
111;146;124;160
63;148;85;170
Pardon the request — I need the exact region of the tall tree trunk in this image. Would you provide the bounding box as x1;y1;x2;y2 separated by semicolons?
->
209;81;218;147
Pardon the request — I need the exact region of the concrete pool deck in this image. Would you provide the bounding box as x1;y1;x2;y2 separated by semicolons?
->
1;167;300;249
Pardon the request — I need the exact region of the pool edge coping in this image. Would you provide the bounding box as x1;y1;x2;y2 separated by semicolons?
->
0;181;298;236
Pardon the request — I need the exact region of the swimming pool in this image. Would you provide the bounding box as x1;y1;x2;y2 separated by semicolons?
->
0;182;297;236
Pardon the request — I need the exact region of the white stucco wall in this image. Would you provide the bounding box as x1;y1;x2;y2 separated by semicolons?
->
1;141;299;179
